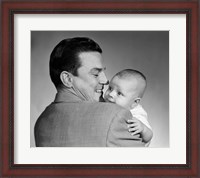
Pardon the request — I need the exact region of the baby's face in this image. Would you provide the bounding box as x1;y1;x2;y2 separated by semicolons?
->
104;76;139;109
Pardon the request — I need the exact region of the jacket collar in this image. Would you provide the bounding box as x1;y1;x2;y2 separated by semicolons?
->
54;88;85;103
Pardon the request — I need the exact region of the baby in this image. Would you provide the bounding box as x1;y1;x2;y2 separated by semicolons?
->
104;69;153;146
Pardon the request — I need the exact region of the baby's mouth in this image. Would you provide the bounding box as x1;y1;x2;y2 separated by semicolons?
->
108;100;114;103
105;97;114;103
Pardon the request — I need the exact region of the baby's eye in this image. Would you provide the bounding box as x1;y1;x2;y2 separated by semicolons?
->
117;92;123;96
108;86;113;91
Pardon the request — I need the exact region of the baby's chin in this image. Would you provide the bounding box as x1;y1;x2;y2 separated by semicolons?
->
104;97;115;104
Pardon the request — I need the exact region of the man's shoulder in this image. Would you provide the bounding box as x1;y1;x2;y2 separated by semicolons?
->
88;101;129;112
90;102;133;120
45;101;126;111
44;101;132;120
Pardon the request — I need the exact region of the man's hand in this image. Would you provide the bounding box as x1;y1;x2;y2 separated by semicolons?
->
127;118;144;135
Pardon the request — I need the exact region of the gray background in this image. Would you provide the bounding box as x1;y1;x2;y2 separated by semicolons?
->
31;31;169;147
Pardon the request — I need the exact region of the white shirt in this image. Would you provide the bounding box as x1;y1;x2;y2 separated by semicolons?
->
130;104;152;146
130;104;152;130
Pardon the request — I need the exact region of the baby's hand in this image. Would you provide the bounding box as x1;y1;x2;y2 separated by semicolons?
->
127;118;144;136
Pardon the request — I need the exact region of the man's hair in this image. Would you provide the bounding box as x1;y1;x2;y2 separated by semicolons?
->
114;69;147;97
49;37;102;88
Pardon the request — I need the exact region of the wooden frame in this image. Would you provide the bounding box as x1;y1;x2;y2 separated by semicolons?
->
1;0;199;177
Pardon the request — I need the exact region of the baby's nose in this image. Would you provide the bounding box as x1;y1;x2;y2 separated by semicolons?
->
109;90;116;98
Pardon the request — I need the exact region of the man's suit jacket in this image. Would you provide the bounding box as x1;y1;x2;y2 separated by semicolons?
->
34;90;145;147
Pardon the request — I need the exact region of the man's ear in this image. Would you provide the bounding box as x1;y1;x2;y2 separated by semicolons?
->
60;71;73;88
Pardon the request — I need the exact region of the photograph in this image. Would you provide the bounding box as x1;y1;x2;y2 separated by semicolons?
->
1;0;199;176
31;31;169;148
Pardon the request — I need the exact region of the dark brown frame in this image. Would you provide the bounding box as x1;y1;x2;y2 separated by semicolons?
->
1;0;199;177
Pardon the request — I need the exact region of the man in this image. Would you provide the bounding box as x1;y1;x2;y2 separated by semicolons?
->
34;37;145;147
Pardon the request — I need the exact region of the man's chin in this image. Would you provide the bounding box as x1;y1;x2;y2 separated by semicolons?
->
99;95;105;102
94;92;103;102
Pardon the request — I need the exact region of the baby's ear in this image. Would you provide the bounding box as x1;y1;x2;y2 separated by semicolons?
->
130;98;141;109
134;98;141;104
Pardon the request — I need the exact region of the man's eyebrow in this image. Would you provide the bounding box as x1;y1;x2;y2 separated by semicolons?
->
90;67;106;73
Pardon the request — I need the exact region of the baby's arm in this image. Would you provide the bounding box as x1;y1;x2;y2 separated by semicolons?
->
127;118;153;143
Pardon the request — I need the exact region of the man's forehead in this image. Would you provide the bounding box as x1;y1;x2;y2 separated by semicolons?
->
78;52;105;69
79;51;102;60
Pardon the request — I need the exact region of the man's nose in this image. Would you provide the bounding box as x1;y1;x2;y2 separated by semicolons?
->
99;72;108;85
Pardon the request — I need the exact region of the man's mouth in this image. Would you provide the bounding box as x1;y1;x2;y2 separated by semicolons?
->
96;89;103;94
96;86;104;94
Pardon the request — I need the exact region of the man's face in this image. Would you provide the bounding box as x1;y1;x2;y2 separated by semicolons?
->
72;52;108;101
104;76;139;109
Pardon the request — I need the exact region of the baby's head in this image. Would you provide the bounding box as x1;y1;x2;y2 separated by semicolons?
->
104;69;147;110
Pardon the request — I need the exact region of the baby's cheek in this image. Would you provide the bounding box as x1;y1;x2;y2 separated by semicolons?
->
118;100;129;108
104;92;108;98
103;92;110;102
115;99;123;106
105;90;110;98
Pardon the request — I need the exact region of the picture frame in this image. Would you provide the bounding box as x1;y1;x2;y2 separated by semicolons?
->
1;0;199;177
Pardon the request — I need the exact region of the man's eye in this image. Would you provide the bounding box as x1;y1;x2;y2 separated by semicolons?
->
93;74;99;78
